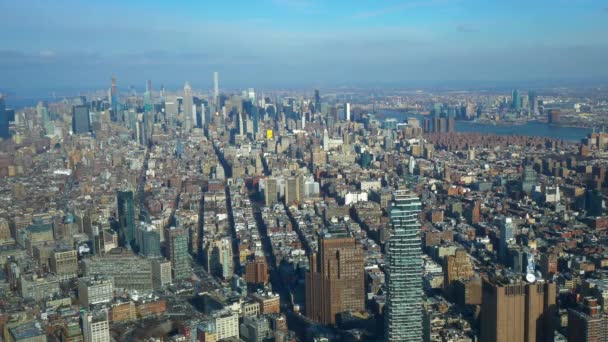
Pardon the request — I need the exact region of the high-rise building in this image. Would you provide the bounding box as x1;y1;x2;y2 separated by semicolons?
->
244;257;269;286
512;89;521;112
568;297;608;342
500;217;515;261
136;222;161;257
116;190;136;245
152;258;173;288
78;276;114;307
213;71;219;104
522;165;537;194
183;82;194;131
264;178;278;207
314;89;321;114
81;308;110;342
385;191;423;341
110;76;118;121
305;228;365;325
345;102;351;122
480;277;556;342
81;250;153;292
529;91;538;114
284;176;301;205
72;105;91;134
0;96;8;139
50;249;78;281
167;227;190;281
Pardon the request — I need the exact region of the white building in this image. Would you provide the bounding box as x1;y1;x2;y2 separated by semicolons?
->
82;309;110;342
78;276;114;306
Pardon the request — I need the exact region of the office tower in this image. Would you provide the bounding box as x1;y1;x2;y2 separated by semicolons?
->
314;89;321;113
0;96;8;139
116;190;136;246
110;76;118;121
167;227;190;281
480;277;556;342
385;191;423;341
522;165;537;194
50;249;78;281
500;217;515;261
568;297;608;342
136;222;161;257
81;309;110;342
345;102;351;122
251;104;259;136
213;71;219;104
529;91;537;113
144;80;153;112
265;178;278;207
183;82;193;131
72;105;91;134
78;276;114;306
82;250;153;292
37;101;54;136
306;228;365;325
512;89;521;111
323;129;330;151
284;176;301;205
152;258;172;288
447;116;455;133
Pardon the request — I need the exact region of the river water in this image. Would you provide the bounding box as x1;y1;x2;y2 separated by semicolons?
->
381;110;592;142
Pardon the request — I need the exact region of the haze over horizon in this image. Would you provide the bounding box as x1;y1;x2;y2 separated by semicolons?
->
2;0;608;96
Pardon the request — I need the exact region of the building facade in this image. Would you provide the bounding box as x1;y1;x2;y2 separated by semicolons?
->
385;191;423;341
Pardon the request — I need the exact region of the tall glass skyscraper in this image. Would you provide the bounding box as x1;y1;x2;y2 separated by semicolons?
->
117;190;136;245
385;190;422;341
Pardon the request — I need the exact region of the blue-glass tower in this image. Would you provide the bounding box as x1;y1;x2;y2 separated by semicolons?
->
385;190;423;341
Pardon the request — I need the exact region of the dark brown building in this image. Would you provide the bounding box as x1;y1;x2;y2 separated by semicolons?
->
244;257;269;286
480;277;556;342
305;230;365;325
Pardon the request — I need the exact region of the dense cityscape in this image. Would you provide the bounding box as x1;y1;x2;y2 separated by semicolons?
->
1;71;608;342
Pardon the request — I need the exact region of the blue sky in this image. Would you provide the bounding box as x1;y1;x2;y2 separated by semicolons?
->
0;0;607;95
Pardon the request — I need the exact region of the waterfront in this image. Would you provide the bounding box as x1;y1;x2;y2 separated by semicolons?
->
381;110;593;142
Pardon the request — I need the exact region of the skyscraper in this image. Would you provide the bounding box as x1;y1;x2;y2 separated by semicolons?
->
528;91;537;114
213;71;219;104
512;89;521;112
314;89;321;114
500;217;515;261
345;102;351;122
110;76;118;121
385;191;422;341
480;277;556;342
0;96;8;139
183;82;194;131
116;190;136;245
167;227;190;281
72;105;91;134
305;228;365;325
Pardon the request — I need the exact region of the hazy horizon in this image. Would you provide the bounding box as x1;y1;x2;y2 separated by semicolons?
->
2;0;608;98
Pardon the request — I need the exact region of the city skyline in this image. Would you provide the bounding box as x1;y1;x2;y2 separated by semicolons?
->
1;0;608;95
